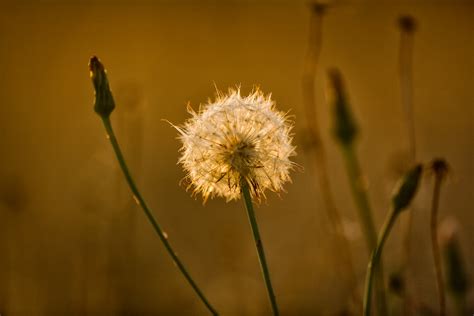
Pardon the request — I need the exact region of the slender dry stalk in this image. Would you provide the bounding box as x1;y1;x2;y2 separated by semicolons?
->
398;15;417;161
429;159;449;316
431;174;446;315
397;15;418;313
302;3;357;297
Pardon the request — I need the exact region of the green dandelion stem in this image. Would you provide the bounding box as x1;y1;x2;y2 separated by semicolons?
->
341;145;377;248
241;181;279;316
341;144;387;315
363;206;398;316
363;164;422;316
329;69;387;315
101;116;218;316
431;172;446;316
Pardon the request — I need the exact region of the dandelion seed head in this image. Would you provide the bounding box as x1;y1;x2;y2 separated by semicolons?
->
177;88;296;202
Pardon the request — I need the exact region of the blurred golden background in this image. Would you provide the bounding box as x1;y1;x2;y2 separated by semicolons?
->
0;0;472;315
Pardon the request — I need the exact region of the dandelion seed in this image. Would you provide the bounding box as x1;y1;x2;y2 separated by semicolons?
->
176;88;296;202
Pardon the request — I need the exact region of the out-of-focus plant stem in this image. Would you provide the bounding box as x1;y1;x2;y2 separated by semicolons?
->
443;234;469;316
341;143;387;315
341;145;377;248
429;159;449;316
328;69;387;315
363;206;397;316
302;3;357;296
399;16;417;161
241;181;279;316
397;18;417;311
430;171;446;316
363;164;422;316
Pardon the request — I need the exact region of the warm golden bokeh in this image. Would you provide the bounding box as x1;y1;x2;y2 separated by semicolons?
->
0;1;472;315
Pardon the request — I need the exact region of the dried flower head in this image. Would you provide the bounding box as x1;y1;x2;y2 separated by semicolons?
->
429;158;450;181
398;15;417;34
176;88;296;202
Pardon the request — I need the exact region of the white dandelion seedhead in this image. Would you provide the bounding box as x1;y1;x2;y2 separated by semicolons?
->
176;88;296;202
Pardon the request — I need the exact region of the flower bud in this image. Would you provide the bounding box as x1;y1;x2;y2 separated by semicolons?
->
430;158;450;181
441;225;469;296
398;15;417;34
89;56;115;118
392;164;422;211
327;69;358;146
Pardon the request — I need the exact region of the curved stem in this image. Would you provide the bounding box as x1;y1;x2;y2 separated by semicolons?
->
363;207;398;316
431;176;446;316
101;117;218;315
241;182;279;316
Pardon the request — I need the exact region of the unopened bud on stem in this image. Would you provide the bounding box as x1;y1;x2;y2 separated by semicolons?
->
441;225;469;296
327;69;358;146
392;164;423;211
89;56;115;118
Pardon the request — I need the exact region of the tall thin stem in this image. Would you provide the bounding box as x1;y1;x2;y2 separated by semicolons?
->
341;146;377;248
431;174;446;316
363;207;398;316
341;145;387;315
302;3;357;291
363;163;422;316
241;182;279;316
398;18;417;310
101;117;218;315
399;18;417;161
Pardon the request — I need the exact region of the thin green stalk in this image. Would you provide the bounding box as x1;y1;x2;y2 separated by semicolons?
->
397;17;417;313
328;69;387;315
363;207;398;316
341;145;377;248
241;182;279;316
363;164;422;316
101;117;218;315
341;144;387;315
431;171;446;316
